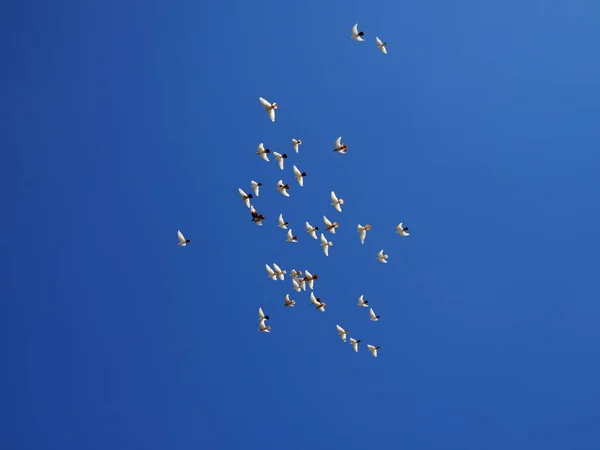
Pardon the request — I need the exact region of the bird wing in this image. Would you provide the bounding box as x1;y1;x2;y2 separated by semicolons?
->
268;108;275;122
251;181;260;196
259;97;271;108
265;264;276;279
259;150;269;162
352;23;359;36
370;308;376;320
310;292;320;306
177;230;186;244
323;216;332;228
335;136;342;149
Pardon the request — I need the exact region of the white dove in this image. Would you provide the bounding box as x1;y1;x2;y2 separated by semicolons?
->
330;191;344;212
284;294;296;307
278;213;289;229
265;264;277;281
258;319;271;332
377;250;388;263
238;188;253;208
367;345;380;358
305;221;319;239
276;180;290;197
290;269;303;280
336;325;350;342
396;222;410;236
250;180;262;196
272;263;286;280
302;270;318;290
357;224;372;244
357;295;369;308
369;308;381;322
292;278;302;292
323;215;339;234
258;307;270;322
350;338;361;352
292;138;302;153
286;229;298;243
177;230;191;246
350;23;365;41
333;136;348;154
375;36;387;54
310;292;326;312
259;97;277;122
320;233;333;256
293;165;307;187
256;143;271;162
273;152;287;170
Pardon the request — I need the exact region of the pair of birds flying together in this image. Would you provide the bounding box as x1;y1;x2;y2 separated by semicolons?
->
350;23;388;54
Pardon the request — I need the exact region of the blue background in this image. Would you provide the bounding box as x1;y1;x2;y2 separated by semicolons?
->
2;1;600;449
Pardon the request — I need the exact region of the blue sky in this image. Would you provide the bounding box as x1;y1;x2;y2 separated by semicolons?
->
2;1;600;449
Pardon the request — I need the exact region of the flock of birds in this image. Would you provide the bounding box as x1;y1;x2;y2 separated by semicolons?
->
177;24;408;359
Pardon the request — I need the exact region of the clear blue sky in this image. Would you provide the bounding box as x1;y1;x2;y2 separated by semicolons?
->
2;1;600;449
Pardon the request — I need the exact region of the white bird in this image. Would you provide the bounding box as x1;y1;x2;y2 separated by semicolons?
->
293;165;307;187
272;263;286;280
336;325;350;342
367;345;380;357
284;294;296;307
320;233;333;256
276;180;290;197
258;319;271;332
250;205;265;226
305;221;319;239
259;97;277;122
396;222;410;236
357;295;369;308
375;36;387;54
333;136;348;154
265;264;277;281
350;23;365;41
273;152;287;170
330;191;344;212
292;278;303;292
258;307;270;322
377;250;388;263
350;338;361;352
286;229;298;243
292;138;302;153
310;292;326;312
290;269;303;280
302;270;318;290
256;143;271;162
357;224;372;244
369;308;381;322
238;188;253;208
323;215;339;234
177;230;191;246
250;180;262;197
278;213;289;229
